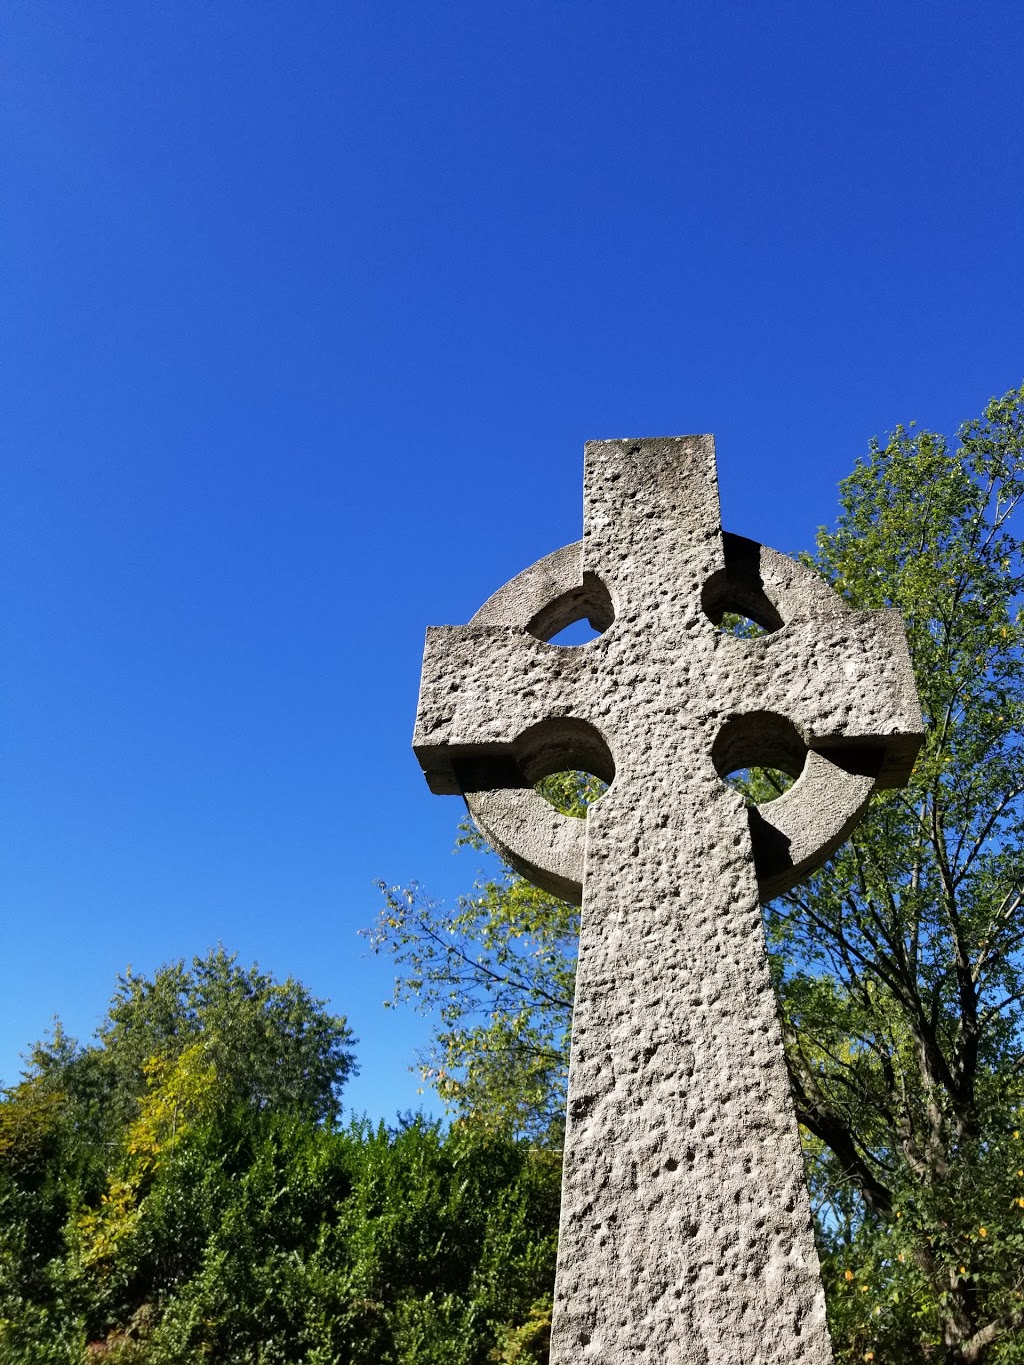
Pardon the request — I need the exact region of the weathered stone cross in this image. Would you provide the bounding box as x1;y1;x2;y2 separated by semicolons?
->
414;437;922;1363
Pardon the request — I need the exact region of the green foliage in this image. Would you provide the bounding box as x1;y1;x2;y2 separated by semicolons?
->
364;770;604;1143
125;1116;557;1364
489;1299;552;1363
368;870;576;1144
93;945;358;1127
759;383;1024;1362
0;954;558;1363
533;771;607;819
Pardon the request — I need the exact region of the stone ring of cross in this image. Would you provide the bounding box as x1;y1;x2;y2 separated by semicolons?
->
414;435;921;909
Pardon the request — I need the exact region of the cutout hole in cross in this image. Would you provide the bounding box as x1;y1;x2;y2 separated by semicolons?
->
546;619;604;646
527;571;614;646
717;612;770;640
720;766;795;803
712;712;806;807
701;553;784;637
536;769;610;817
513;717;615;818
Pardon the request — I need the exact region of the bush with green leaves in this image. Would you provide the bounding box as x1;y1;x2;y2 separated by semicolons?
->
0;952;559;1364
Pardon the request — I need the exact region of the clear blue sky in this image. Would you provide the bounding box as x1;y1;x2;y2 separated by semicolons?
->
3;1;1022;1122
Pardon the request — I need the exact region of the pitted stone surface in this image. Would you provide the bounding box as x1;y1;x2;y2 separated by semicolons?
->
413;437;923;1363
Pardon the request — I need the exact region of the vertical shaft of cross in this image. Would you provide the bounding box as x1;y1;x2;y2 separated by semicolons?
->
548;439;832;1361
552;789;831;1360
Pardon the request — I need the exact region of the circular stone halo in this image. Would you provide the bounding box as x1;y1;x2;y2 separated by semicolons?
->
464;539;878;906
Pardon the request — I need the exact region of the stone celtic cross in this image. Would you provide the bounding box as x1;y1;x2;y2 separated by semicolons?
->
414;437;922;1363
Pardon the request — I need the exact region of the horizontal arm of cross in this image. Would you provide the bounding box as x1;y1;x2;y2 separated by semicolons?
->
413;623;594;795
715;608;922;787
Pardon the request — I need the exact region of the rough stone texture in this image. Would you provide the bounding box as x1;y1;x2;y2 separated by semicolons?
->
414;437;924;1363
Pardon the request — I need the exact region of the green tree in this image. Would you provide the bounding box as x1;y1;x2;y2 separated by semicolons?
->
93;945;358;1127
0;950;356;1360
0;954;560;1364
370;870;576;1145
371;383;1024;1363
368;775;603;1144
770;385;1024;1364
